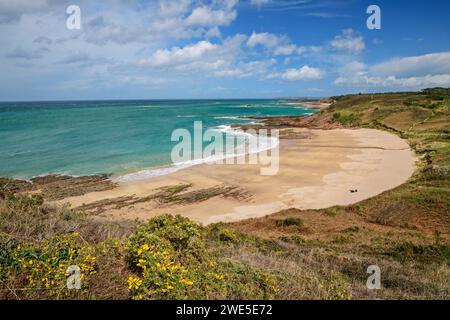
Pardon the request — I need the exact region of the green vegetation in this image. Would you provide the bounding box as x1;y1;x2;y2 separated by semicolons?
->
276;217;304;228
1;188;448;300
332;112;358;126
385;241;450;264
1;88;449;300
126;215;224;300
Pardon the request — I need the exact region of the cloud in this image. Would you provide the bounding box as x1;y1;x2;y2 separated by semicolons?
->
338;61;366;76
139;41;219;67
57;52;90;64
330;29;365;54
304;12;348;18
274;44;297;56
0;0;49;23
75;1;239;45
214;58;277;78
281;65;324;81
185;2;237;27
205;26;221;38
247;0;353;14
83;15;146;45
334;52;450;89
245;28;366;62
213;69;244;77
334;74;450;88
247;31;298;55
137;34;249;76
33;36;52;45
6;47;48;60
247;32;283;49
148;0;238;41
135;33;281;81
370;52;450;78
372;38;383;45
1;0;443;100
250;0;272;6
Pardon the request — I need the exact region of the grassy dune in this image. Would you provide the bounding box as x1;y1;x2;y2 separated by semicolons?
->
1;88;449;300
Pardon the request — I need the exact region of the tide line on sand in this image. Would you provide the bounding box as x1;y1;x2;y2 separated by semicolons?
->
115;125;279;182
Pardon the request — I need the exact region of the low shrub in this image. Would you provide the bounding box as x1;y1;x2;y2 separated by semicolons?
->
206;223;242;244
386;241;450;264
319;272;352;300
1;233;97;298
332;112;357;125
219;260;279;299
219;229;239;243
276;217;303;228
126;215;225;299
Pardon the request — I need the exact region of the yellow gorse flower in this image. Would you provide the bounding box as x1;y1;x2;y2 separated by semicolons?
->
128;276;143;290
181;279;194;286
11;234;97;293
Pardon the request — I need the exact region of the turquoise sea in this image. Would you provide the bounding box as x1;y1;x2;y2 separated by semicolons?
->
0;100;313;180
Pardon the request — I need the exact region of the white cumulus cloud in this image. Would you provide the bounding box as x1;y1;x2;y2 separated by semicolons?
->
370;52;450;77
185;2;237;27
139;41;218;67
281;66;324;81
334;52;450;89
330;29;365;54
247;32;284;49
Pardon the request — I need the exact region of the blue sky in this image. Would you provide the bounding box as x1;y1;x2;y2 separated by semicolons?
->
0;0;449;100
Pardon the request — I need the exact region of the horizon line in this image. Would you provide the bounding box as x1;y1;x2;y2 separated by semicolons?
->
0;97;328;103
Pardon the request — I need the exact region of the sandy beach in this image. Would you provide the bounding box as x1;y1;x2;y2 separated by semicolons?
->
59;127;416;225
293;101;332;109
282;101;332;110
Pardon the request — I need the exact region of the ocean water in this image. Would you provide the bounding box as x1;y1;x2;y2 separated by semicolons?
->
0;100;313;180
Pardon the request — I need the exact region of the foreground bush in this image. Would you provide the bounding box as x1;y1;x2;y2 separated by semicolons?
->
126;215;225;299
1;233;97;299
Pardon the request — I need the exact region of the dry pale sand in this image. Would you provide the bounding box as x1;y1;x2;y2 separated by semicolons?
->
62;128;416;225
284;102;331;110
295;102;332;110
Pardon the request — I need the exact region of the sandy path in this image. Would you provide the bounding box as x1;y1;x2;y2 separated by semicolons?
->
61;128;416;224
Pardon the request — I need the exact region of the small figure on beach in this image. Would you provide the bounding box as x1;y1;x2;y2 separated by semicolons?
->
350;189;358;193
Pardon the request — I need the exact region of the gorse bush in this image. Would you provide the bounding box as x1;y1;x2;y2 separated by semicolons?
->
205;224;241;244
1;233;97;298
219;260;279;300
319;272;352;300
127;241;198;299
126;215;225;299
217;229;240;243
